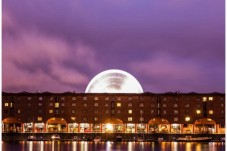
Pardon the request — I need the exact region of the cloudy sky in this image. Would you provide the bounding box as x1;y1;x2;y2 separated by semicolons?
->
3;0;225;93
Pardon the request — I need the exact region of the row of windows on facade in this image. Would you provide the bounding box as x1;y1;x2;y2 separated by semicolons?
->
5;108;223;116
15;96;220;101
4;102;225;108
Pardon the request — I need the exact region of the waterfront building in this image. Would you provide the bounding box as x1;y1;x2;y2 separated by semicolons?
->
2;70;225;134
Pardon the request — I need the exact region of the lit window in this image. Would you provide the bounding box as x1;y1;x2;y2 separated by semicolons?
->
106;110;109;114
94;97;99;100
163;103;167;107
38;97;42;100
38;117;42;121
105;97;109;100
49;103;53;106
208;97;213;101
128;117;133;121
94;103;99;107
4;103;8;107
185;117;190;121
105;103;109;107
27;97;31;100
49;110;53;113
128;103;132;107
163;110;167;114
72;103;76;106
174;110;178;114
207;118;212;122
94;117;98;121
117;97;121;101
209;110;213;114
174;103;178;107
72;97;76;100
71;117;76;121
55;103;59;108
203;97;207;102
117;110;121;114
128;110;132;114
72;110;75;114
151;110;154;114
61;97;65;100
18;110;20;113
61;103;65;106
83;103;87;107
174;117;178;121
10;103;13;107
139;103;144;107
117;103;121;107
196;110;201;114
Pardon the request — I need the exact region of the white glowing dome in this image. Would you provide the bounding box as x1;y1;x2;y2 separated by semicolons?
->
85;69;143;93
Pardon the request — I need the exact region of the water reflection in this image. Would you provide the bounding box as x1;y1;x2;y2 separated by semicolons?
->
1;141;225;151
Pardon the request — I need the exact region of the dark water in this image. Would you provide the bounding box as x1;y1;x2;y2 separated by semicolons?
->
2;141;225;151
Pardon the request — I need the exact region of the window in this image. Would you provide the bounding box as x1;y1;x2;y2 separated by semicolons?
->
105;103;109;107
106;110;109;114
38;103;43;106
83;117;87;122
83;97;87;100
55;109;59;114
140;110;144;114
151;110;154;114
38;97;42;100
117;110;121;114
61;110;64;113
72;97;76;100
72;103;76;106
128;97;132;100
208;97;213;101
174;117;178;122
117;103;121;107
196;110;201;114
203;97;207;102
139;103;144;107
163;110;167;114
185;104;190;107
27;103;31;106
185;117;190;122
61;103;65;106
27;97;31;100
72;110;75;114
162;97;167;100
94;117;98;121
128;103;132;107
197;104;201;108
49;103;53;106
221;103;224;107
140;117;144;122
174;103;178;107
105;97;109;100
71;117;76;121
49;110;53;113
209;110;213;114
94;110;98;114
111;109;115;114
94;103;99;107
61;97;65;100
17;110;20;113
94;97;99;100
128;110;132;114
174;110;178;114
117;97;121;101
222;110;224;114
55;103;59;108
128;117;133;121
163;103;167;107
82;109;87;114
83;103;87;107
4;103;8;107
38;110;42;114
38;117;42;121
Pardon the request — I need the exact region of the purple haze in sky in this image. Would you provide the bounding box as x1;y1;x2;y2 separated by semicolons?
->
2;0;225;93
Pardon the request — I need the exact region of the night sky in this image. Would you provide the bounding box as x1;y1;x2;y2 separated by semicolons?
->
3;0;225;93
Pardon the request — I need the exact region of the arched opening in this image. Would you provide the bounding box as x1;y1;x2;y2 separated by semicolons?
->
194;118;216;134
2;117;22;132
46;117;67;132
148;118;170;133
102;117;123;133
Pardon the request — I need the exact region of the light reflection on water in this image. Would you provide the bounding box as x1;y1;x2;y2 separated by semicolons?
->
2;141;225;151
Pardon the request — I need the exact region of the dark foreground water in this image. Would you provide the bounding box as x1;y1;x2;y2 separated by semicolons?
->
2;141;225;151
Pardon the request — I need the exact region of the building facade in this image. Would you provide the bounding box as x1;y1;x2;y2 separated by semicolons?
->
2;92;225;134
